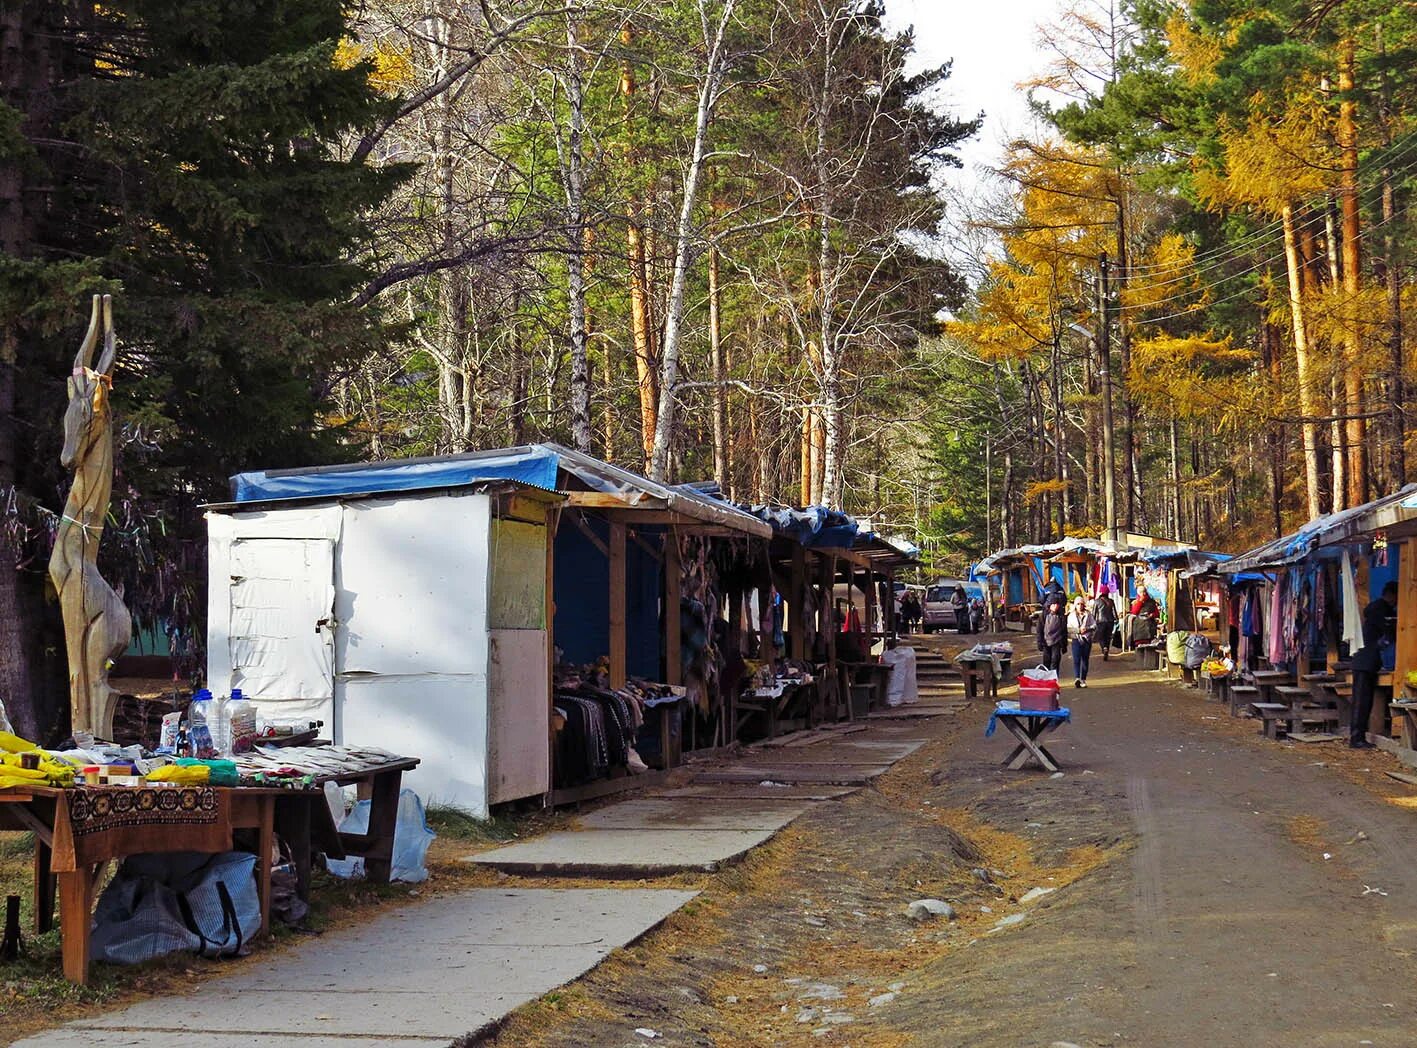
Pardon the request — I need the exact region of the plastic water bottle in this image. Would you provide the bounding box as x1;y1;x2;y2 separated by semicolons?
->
226;693;257;753
212;691;230;757
189;690;215;758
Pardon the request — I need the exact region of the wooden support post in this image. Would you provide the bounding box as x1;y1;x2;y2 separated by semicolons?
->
864;567;877;649
545;506;558;800
825;556;838;663
791;545;807;660
665;532;682;685
758;584;774;667
609;521;627;688
58;867;94;985
1396;541;1417;698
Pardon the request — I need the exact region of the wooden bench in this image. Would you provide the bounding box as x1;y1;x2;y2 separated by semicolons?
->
1249;702;1292;739
1136;642;1161;670
1229;684;1259;718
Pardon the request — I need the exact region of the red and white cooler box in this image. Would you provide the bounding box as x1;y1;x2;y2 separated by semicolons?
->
1016;667;1062;711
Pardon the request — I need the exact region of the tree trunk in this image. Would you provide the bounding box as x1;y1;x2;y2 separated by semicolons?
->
709;242;729;488
564;12;591;452
1281;204;1324;519
1114;200;1137;531
0;1;59;739
1377;29;1406;487
620;28;658;467
649;0;738;482
800;408;812;506
1338;36;1368;507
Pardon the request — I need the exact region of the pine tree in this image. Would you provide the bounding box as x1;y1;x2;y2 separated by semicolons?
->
0;0;407;738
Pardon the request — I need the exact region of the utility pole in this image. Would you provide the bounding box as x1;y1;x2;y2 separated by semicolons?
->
1097;253;1118;543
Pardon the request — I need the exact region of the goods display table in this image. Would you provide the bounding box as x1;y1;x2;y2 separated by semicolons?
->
273;755;421;897
0;783;280;985
985;704;1071;773
0;750;420;986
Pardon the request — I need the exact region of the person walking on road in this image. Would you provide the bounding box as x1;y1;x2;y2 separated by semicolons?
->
1037;586;1067;673
1351;580;1398;749
1068;596;1096;688
1092;587;1119;661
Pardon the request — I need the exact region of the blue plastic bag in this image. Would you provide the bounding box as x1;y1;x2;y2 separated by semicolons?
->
325;788;435;883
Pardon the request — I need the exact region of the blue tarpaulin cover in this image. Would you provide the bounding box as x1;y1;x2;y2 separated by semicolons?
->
738;504;861;548
232;447;560;502
986;706;1071;737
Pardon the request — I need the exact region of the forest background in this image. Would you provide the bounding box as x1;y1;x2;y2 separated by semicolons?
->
2;0;1416;738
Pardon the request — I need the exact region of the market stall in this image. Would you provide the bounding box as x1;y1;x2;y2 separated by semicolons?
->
1219;485;1417;742
210;453;563;817
733;504;918;732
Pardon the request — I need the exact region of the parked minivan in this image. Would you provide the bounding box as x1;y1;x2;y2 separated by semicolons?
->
922;579;985;632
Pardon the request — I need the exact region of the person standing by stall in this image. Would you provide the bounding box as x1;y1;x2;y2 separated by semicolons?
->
1093;586;1119;661
1037;586;1067;672
1352;581;1398;749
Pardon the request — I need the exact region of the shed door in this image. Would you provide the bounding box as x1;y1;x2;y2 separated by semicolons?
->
227;538;336;708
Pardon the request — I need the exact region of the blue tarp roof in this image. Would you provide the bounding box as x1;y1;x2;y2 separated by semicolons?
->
226;444;772;537
232;447;560;502
737;504;861;548
1223;484;1417;573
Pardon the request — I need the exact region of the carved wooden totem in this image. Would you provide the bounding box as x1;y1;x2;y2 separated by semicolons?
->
49;294;131;739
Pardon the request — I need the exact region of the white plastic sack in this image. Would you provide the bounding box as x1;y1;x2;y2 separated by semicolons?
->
1018;666;1059;684
325;788;435;883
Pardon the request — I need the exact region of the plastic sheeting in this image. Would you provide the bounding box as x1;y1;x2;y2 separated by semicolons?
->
1225;483;1417;573
232;447;560;502
738;503;860;548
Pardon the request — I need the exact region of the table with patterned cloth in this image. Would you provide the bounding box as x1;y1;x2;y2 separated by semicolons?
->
0;784;278;986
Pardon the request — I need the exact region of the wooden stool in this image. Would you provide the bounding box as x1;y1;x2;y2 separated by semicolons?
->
1229;684;1259;718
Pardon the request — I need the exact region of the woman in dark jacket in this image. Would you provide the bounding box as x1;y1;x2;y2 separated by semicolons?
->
1036;589;1067;671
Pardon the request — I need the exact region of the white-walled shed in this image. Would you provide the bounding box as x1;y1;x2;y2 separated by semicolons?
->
206;469;561;817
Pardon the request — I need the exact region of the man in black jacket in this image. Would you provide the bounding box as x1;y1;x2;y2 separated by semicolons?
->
1351;581;1399;749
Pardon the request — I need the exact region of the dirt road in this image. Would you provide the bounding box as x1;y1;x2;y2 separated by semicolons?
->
481;648;1417;1048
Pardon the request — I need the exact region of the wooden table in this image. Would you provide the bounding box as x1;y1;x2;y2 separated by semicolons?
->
1389;701;1417;750
0;784;279;986
737;680;815;740
986;708;1070;773
274;757;421;895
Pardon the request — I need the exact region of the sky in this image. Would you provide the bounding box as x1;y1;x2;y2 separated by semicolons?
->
880;0;1065;199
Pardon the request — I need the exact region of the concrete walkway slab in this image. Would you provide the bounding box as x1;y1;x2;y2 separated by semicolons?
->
576;797;806;831
13;1034;443;1048
868;706;958;719
467;828;776;876
655;784;857;801
15;888;694;1048
692;763;891;785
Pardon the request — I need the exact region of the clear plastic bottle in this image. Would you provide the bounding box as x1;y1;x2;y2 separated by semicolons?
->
226;692;257;754
212;691;230;757
189;690;215;758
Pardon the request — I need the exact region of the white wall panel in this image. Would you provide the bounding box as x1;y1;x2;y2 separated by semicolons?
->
339;674;488;815
335;494;490;676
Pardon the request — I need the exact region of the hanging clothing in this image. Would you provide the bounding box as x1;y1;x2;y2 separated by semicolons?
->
1268;578;1285;666
1341;549;1364;659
